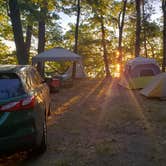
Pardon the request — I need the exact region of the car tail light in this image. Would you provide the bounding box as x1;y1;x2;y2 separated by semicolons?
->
0;101;20;111
0;96;35;112
22;96;35;109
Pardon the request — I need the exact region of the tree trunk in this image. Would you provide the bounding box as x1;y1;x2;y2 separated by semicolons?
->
73;0;81;78
135;0;141;57
142;0;148;58
100;16;110;77
8;0;28;64
162;0;166;72
74;0;80;54
38;20;45;54
25;24;32;63
38;0;47;54
37;0;47;76
37;20;45;76
118;0;127;74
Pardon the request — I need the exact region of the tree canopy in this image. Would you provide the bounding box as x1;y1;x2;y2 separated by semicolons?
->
0;0;165;77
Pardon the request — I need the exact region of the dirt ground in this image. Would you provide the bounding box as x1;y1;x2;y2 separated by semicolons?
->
0;78;166;166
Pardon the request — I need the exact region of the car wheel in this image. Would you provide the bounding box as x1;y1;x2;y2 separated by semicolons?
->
34;114;47;154
48;104;51;116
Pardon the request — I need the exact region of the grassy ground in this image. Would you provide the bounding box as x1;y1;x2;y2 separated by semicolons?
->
0;78;166;166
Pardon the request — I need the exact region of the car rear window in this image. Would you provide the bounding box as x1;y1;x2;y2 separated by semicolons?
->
0;73;25;100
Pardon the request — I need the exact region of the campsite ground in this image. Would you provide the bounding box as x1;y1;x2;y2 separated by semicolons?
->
0;78;166;166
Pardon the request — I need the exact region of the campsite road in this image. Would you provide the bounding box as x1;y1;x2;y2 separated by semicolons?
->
0;79;166;166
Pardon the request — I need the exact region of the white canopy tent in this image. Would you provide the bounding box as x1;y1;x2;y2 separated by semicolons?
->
32;47;81;63
32;47;86;78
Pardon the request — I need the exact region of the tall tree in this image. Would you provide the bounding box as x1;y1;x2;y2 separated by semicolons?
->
87;0;111;77
8;0;28;64
18;0;39;60
74;0;80;53
17;0;60;58
135;0;141;57
25;24;33;58
73;0;81;78
162;0;166;72
142;0;148;58
38;0;48;54
118;0;127;74
100;15;111;77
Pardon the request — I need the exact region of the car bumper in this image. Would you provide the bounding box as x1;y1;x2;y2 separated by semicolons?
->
0;111;38;154
0;132;36;154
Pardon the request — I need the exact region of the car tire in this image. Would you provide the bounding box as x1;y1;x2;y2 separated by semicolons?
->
34;114;47;155
48;104;51;116
39;115;47;153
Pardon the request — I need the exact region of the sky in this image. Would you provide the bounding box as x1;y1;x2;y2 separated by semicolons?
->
151;1;162;21
58;12;76;33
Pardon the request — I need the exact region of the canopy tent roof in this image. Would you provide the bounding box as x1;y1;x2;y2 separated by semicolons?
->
32;47;81;63
126;56;158;69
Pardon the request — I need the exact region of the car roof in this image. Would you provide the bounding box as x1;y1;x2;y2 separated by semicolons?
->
0;65;32;73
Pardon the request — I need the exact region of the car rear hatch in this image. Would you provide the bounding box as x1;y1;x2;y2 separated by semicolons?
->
0;73;29;136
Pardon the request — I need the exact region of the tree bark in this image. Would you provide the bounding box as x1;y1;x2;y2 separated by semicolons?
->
135;0;141;57
142;0;148;58
73;0;81;78
8;0;28;64
100;16;110;77
37;20;45;76
118;0;127;74
74;0;80;54
162;0;166;72
38;0;47;54
25;24;33;63
37;0;47;76
38;20;45;54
